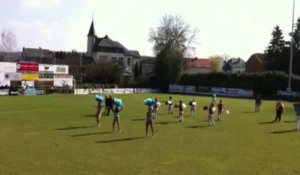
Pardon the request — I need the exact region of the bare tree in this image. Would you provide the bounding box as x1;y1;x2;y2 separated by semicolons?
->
149;15;198;56
149;15;198;90
0;29;17;52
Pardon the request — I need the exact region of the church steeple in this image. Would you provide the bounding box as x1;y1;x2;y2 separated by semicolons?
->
87;20;95;37
87;18;96;57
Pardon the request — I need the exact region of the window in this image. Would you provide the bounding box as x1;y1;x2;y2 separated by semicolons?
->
118;57;124;65
127;58;131;66
111;57;117;62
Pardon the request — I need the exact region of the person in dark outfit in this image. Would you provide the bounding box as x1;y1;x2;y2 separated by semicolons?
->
106;94;114;116
274;100;284;122
255;95;262;112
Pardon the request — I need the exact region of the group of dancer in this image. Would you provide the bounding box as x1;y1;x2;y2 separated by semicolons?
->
144;94;228;135
255;96;300;131
94;94;229;137
95;94;123;133
95;93;300;138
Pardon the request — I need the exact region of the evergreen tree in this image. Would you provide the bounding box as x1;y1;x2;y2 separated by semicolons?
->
266;25;285;56
265;26;287;71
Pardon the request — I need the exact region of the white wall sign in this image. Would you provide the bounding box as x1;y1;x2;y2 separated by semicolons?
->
0;73;10;86
53;75;73;87
5;73;22;81
0;62;16;73
22;81;35;88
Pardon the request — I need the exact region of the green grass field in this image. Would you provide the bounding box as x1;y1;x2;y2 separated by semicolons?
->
0;94;299;175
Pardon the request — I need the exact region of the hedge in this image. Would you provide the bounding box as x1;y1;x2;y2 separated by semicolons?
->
178;71;300;95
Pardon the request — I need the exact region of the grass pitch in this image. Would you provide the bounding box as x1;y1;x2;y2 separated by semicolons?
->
0;94;299;175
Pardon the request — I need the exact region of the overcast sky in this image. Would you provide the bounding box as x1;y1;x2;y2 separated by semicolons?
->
0;0;299;60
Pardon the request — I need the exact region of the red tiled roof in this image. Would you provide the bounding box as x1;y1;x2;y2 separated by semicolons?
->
186;58;210;68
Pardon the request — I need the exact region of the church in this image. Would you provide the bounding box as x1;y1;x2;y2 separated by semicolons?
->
86;20;141;82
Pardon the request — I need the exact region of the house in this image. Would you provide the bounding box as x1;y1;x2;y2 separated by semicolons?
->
223;58;246;73
246;53;268;72
22;47;54;64
0;52;22;62
86;20;141;82
185;58;210;74
139;56;156;77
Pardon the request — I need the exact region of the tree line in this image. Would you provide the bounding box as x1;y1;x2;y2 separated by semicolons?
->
265;17;300;75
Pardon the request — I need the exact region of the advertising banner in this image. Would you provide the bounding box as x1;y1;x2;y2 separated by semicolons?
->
169;84;184;93
0;62;16;73
74;89;90;95
277;90;300;98
184;85;196;94
17;62;39;72
39;64;56;73
53;74;73;87
22;73;39;80
211;87;253;97
55;65;69;74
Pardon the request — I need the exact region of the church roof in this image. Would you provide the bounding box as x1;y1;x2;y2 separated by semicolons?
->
93;35;125;53
87;21;95;37
87;20;141;57
93;35;140;58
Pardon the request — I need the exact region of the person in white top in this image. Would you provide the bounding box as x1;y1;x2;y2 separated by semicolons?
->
212;93;217;104
189;98;197;117
166;96;173;114
208;103;216;126
153;98;161;119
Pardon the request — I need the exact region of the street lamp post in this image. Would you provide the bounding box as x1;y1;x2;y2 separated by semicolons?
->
288;0;296;91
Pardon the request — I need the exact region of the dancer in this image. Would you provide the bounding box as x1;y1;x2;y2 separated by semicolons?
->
212;93;217;104
145;107;155;137
294;103;300;131
208;102;216;126
255;95;262;112
112;98;123;132
95;95;105;127
274;100;284;122
217;100;226;121
176;100;186;122
166;96;173;114
189;98;197;117
105;94;114;116
153;98;161;119
112;106;122;132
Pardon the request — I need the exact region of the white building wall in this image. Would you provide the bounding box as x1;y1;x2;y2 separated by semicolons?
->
93;52;125;64
93;52;136;72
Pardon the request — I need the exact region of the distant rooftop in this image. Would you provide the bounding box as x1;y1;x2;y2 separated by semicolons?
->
186;58;210;68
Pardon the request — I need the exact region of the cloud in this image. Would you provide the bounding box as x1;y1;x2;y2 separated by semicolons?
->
20;0;61;8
